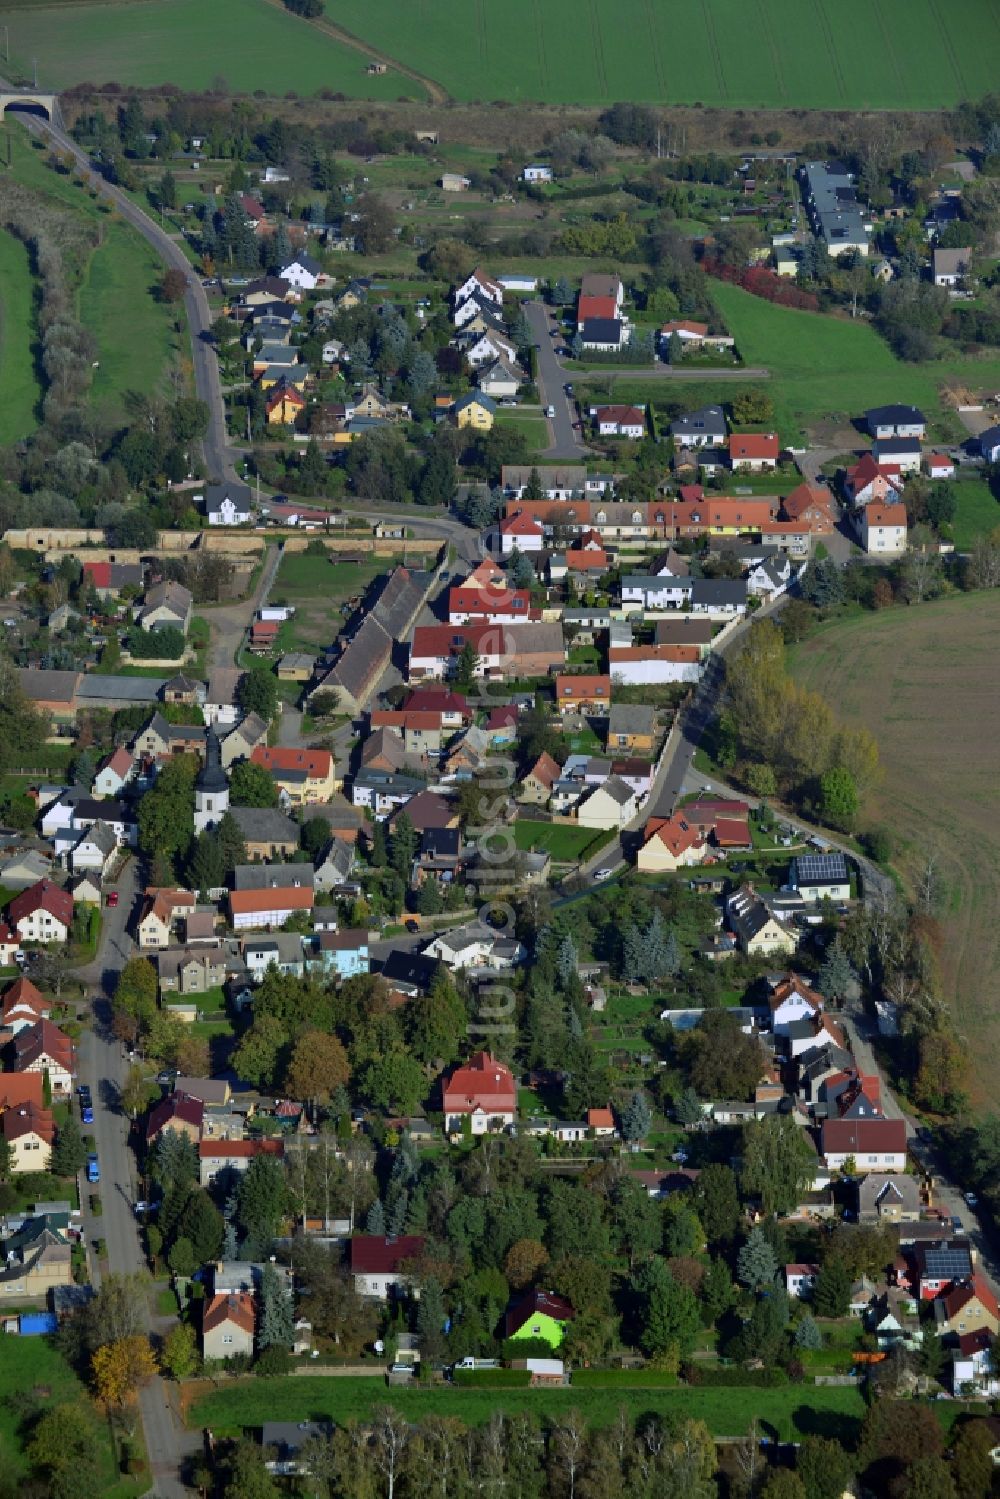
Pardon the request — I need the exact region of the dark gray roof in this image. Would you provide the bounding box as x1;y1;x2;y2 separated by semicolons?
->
76;674;166;703
228;807;299;844
607;703;655;734
690;579;748;606
580;317;624;344
669;405;727;440
204;482;252;516
866;404;926;427
233;862;314;891
793;852;849;885
874;436;921;455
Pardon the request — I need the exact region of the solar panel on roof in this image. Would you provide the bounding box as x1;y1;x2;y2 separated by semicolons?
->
795;853;848;882
925;1249;972;1276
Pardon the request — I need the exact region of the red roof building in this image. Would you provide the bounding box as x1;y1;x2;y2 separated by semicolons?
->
203;1291;256;1342
577;294;618;325
2;1099;55;1152
251;746;334;780
401;688;470;720
821;1118;907;1167
145;1091;205;1144
0;1074;44;1110
8;880;74;940
442;1051;517;1133
448;583;535;625
12;1018;75;1089
1;976;50;1031
729;432;780;466
504;1289;576;1338
348;1234;427;1275
554;674;611;713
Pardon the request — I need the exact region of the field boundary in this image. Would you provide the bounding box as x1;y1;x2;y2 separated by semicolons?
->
753;0;787;101
810;0;848;102
259;0;445;101
698;0;727;100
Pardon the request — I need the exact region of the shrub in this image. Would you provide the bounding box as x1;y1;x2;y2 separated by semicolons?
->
681;1362;788;1387
255;1346;292;1377
451;1369;531;1387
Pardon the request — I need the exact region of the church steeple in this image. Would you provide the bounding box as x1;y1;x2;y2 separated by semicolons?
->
194;726;229;833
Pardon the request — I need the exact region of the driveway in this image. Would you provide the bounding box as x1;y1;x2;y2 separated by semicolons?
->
205;542;280;671
524;300;589;460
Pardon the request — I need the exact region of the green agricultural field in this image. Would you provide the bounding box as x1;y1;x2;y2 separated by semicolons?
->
190;1371;866;1443
0;0;420;96
3;0;996;103
0;228;40;443
512;820;605;861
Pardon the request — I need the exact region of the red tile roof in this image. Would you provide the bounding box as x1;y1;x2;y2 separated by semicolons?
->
100;746;134;778
525;752;560;790
2;976;49;1023
729;432;780;461
642;815;705;859
82;561;112;588
449;584;534;618
228;888;314;917
13;1018;74;1075
941;1276;1000;1324
349;1234;426;1274
821;1118;907;1155
9;879;74;931
595;405;645;427
203;1291;255;1336
577;294;618;322
402;688;470;717
252;746;333;778
145;1091;204;1142
442;1050;517;1116
587;1107;615;1130
410;623;507;660
500;511;545;537
0;1074;43;1109
555;673;611;700
2;1100;55;1146
864;503;907;528
661;319;708;337
198;1139;285;1159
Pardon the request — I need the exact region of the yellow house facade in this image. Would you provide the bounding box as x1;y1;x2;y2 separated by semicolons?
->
455;394;497;431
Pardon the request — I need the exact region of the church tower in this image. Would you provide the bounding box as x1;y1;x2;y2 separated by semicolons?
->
194;726;229;835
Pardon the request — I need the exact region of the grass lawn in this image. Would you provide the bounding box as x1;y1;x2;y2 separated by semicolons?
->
513;820;604;861
0;228;40;443
950;479;1000;550
627;280;1000;447
0;1333;144;1496
80;222;182;414
494;412;548;455
0;0;416;96
271;551;389;654
3;123;182;424
190;1372;866;1442
787;591;1000;1108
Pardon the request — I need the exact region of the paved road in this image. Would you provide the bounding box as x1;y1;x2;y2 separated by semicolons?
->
524;300;589;460
72;858;196;1497
12;106;236;483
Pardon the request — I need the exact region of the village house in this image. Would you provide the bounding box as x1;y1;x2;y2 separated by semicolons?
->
790;851;851;904
198;1138;284;1187
554;674;611;716
228;885;314;932
82;561;145;600
136;580;193;634
157;945;228;996
606;704;656;754
200;482;253;527
729;433;780;472
1;977;50;1035
202;1291;256;1360
865;404;927;440
821;1118;908;1173
519;751;561;806
8;881;73;945
250;746;338;805
93;747;135;799
441;1051;517;1135
932;247;972;287
227;807;300;861
145;1091;204;1146
12;1019;75;1095
935;1278;1000;1340
857;502;908;555
137;888;196;949
636;815;709;873
312;929;370;980
504;1289;575;1348
2;1099;55;1174
726;885;797;957
577;775;639;830
349;1234;426;1299
592;405;646;439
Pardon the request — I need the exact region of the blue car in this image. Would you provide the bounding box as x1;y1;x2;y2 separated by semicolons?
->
86;1154;100;1184
81;1104;94;1125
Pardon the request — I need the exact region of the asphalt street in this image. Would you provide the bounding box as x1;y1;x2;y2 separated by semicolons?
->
524;300;588;460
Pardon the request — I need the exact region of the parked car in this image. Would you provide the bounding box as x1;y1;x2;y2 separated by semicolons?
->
86;1154;100;1184
965;1192;979;1208
545;404;555;418
107;891;119;908
593;868;615;882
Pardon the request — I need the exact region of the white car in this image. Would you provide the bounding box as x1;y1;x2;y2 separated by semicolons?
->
593;867;615;881
545;404;555;418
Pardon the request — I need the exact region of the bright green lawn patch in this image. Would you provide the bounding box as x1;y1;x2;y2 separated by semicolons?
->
191;1373;865;1441
80;222;180;412
950;479;1000;550
0;228;40;442
274;552;385;597
0;0;416;96
494;413;548;455
654;281;1000;446
512;820;604;861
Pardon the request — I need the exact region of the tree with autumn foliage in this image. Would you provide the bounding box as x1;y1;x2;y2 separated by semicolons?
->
283;1029;350;1103
92;1334;158;1414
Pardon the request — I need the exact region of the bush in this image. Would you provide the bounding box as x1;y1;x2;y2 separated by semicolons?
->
501;1337;553;1360
681;1362;788;1387
451;1369;531;1387
255;1346;292;1377
127;624;185;660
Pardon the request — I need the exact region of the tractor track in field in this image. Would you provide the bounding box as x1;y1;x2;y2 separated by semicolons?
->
870;0;906;95
642;0;668;100
811;0;848;102
530;0;549;94
753;0;787;101
699;0;727;101
259;0;448;103
587;0;610;98
925;0;969;100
